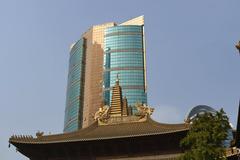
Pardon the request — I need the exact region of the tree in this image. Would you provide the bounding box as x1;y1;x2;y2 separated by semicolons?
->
180;109;231;160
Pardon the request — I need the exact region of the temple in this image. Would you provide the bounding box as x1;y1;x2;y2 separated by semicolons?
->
8;80;240;159
9;79;189;160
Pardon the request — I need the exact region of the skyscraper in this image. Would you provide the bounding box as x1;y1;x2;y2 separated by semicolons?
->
64;16;147;132
64;22;115;132
103;16;147;113
64;38;86;132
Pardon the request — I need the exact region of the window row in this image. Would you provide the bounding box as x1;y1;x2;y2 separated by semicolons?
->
110;70;144;75
110;56;143;62
110;81;144;87
110;64;143;68
105;26;142;34
105;46;143;50
105;52;143;55
69;53;84;67
105;36;142;41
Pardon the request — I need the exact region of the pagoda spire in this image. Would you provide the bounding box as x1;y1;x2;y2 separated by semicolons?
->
116;73;120;85
122;96;128;116
109;75;123;117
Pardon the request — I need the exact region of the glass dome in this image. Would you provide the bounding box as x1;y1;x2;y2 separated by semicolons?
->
186;105;216;122
185;105;233;147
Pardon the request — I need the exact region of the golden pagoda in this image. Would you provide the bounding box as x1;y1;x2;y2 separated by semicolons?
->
109;76;123;117
109;75;131;117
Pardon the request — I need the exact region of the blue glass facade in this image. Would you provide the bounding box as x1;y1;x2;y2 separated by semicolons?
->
64;38;85;132
104;26;147;113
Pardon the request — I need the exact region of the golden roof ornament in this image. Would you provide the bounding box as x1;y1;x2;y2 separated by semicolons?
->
36;131;44;138
135;103;154;120
94;105;110;124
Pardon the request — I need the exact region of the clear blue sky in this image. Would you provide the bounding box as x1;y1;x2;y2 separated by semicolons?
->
0;0;239;159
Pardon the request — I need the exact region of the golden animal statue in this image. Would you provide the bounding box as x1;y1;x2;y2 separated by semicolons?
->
135;103;154;119
94;105;110;123
36;131;44;138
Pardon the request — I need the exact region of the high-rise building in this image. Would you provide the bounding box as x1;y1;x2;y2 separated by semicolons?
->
64;16;147;132
64;22;115;132
103;16;147;113
64;38;86;132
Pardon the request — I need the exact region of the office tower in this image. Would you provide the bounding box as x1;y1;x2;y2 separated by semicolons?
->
64;38;86;132
103;16;147;113
64;16;147;132
64;22;115;132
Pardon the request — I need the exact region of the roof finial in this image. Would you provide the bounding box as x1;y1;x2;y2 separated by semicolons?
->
116;73;120;85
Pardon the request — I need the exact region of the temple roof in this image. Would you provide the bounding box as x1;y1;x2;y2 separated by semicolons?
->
9;117;189;145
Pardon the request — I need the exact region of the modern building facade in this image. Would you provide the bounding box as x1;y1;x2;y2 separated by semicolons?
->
64;16;147;132
64;38;86;132
104;16;147;113
64;22;115;132
81;22;115;129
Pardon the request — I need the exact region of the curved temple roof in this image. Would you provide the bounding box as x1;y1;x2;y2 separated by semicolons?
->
9;117;189;145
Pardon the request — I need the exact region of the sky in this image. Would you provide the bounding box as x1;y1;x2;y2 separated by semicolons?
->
0;0;239;159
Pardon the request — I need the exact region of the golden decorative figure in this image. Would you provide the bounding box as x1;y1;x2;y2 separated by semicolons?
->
94;105;110;123
36;131;44;138
135;103;154;119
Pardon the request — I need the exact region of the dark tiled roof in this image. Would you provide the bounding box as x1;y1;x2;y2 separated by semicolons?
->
9;117;189;144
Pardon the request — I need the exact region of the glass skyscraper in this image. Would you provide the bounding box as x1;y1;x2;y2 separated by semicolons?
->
103;17;147;113
64;22;115;132
64;38;86;132
64;16;147;132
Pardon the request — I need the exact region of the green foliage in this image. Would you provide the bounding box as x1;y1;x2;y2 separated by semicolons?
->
180;109;231;160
